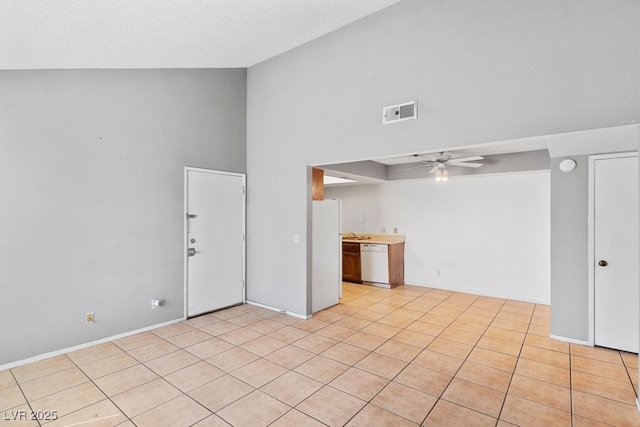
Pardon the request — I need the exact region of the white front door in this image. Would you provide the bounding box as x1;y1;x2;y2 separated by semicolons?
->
186;168;245;317
594;153;638;353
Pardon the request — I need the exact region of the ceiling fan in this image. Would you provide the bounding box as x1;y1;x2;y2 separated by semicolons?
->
399;152;484;181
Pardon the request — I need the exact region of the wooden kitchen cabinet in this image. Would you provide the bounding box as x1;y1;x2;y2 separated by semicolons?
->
342;242;362;283
342;233;405;288
387;242;405;288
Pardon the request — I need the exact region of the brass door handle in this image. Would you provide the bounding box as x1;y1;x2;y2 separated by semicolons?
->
188;248;196;257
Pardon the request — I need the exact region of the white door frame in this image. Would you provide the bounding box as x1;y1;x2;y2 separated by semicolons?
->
183;167;246;318
587;152;638;345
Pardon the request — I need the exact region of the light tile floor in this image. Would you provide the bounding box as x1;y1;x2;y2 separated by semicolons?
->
1;283;639;426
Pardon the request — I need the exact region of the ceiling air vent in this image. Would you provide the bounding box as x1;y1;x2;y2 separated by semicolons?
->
382;100;417;125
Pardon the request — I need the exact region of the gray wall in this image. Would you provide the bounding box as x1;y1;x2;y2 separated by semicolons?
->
0;69;246;365
546;126;639;342
550;155;589;340
247;0;640;316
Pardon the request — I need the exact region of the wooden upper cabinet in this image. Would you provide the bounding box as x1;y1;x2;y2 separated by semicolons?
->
312;168;324;201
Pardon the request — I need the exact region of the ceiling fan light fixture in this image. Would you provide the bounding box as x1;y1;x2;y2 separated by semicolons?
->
435;167;448;182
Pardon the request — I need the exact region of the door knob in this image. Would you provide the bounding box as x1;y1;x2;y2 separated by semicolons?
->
188;248;196;257
598;260;608;267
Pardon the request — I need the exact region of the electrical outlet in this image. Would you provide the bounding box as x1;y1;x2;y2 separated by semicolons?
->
437;269;441;277
393;227;398;234
86;312;95;324
151;299;160;309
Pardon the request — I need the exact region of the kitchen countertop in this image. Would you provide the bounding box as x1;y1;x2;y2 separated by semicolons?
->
342;233;405;245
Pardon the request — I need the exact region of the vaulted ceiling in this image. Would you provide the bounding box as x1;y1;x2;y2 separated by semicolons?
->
1;0;403;70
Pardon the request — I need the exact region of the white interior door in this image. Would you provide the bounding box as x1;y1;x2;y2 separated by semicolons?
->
186;169;245;317
594;154;638;353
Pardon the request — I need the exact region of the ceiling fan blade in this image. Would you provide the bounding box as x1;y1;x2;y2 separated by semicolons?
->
448;156;484;163
429;164;439;174
450;162;483;168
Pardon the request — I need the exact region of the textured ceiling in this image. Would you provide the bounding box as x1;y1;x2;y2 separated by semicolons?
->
0;0;403;70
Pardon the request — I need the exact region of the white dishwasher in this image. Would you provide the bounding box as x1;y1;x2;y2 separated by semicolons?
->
360;244;389;284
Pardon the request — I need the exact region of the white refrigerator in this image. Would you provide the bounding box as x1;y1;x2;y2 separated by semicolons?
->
312;199;342;313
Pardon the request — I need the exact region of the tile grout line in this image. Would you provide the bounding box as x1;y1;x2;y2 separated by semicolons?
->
115;313;273;425
7;369;42;427
198;306;349;426
71;326;216;426
340;289;502;425
247;285;433;425
183;313;293;425
569;345;639;426
19;293;516;425
188;306;352;424
412;291;486;425
569;341;574;427
424;292;514;424
340;287;443;426
66;349;135;426
494;300;532;425
8;285;639;426
620;350;639;399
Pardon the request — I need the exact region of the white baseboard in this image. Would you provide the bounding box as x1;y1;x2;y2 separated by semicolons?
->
245;300;310;320
636;398;640;414
0;317;185;372
403;282;550;305
549;334;591;346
